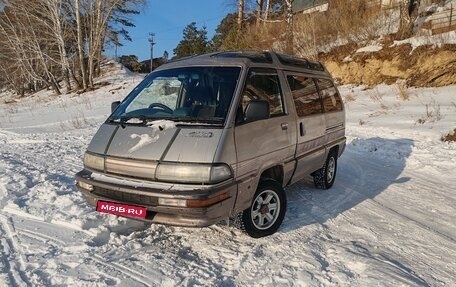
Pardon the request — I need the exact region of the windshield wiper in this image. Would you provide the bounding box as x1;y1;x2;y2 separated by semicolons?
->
108;115;150;128
109;116;224;127
170;117;224;126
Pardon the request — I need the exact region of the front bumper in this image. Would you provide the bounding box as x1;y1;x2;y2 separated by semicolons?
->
75;169;237;227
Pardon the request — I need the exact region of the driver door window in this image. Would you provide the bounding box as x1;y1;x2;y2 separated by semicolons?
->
238;68;285;123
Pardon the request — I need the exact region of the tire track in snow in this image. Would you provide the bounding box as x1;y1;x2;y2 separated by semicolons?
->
334;150;456;245
312;152;452;285
368;193;456;243
0;235;16;286
336;176;456;247
0;215;31;287
93;229;226;286
287;153;427;284
338;156;456;245
0;131;218;286
14;214;159;286
17;228;68;247
90;254;160;287
9;214;158;287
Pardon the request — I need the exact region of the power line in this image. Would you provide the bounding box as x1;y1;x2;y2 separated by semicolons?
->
148;33;156;72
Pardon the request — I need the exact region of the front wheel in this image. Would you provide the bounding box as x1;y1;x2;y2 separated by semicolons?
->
240;180;287;238
313;150;338;189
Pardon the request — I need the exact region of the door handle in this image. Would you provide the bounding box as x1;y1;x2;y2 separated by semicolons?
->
300;122;305;136
281;123;288;130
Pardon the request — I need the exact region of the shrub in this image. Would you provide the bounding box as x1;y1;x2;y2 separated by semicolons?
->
441;129;456;142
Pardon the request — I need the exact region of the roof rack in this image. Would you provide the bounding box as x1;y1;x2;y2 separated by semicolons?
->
165;51;325;72
211;51;273;64
275;53;325;71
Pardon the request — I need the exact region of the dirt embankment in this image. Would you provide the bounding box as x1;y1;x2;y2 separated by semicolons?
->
321;44;456;87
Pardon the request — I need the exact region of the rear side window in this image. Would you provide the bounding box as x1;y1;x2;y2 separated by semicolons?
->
315;78;343;113
287;75;322;117
241;68;285;117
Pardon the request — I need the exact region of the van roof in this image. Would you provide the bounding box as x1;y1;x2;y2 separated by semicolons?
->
158;51;327;73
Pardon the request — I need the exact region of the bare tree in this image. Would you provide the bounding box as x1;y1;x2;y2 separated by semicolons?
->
285;0;294;54
263;0;270;21
36;0;74;92
75;0;88;90
256;0;264;25
397;0;420;39
0;1;62;94
75;0;145;89
0;0;145;95
238;0;244;29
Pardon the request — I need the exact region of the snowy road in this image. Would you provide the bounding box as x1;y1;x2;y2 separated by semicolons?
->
1;125;455;286
1;80;456;286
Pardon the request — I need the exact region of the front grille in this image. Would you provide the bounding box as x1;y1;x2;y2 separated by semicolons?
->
92;186;159;207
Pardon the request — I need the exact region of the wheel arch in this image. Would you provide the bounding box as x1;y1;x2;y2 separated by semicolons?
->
260;165;284;186
231;164;285;215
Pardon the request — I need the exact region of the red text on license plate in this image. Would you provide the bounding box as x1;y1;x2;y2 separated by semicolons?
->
96;201;147;219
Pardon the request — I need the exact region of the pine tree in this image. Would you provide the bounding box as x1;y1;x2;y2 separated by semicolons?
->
173;22;210;59
162;51;169;62
212;13;237;51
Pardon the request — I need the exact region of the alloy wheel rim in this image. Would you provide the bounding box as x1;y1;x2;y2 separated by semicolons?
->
251;189;280;230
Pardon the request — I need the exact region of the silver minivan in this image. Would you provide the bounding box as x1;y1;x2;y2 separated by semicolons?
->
76;51;345;238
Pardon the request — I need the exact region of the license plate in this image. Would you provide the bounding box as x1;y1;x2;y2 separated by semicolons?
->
96;200;147;219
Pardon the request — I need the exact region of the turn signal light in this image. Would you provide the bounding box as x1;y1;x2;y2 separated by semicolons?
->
186;192;229;208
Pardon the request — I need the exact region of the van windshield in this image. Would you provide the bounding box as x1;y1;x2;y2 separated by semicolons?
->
110;66;241;125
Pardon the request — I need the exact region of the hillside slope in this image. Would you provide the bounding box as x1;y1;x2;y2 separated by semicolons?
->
322;32;456;87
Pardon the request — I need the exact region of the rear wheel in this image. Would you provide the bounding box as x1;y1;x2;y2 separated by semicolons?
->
313;150;338;189
239;180;286;238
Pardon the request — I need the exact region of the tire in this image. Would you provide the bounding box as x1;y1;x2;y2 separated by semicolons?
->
313;150;338;189
239;180;287;238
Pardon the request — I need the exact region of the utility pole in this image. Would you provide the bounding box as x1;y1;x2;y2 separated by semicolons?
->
148;33;156;72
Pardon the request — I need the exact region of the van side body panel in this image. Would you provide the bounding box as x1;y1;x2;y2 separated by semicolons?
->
233;115;296;213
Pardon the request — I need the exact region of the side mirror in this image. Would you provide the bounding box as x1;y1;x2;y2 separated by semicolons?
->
111;101;121;113
244;100;270;123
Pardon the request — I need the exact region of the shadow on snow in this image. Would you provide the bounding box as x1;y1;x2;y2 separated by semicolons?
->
281;137;414;233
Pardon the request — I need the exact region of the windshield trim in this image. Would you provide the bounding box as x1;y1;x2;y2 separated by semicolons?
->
107;116;225;128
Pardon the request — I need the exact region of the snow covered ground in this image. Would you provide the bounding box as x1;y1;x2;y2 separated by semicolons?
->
0;67;456;286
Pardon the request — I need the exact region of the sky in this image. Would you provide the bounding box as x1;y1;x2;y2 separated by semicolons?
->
108;0;234;61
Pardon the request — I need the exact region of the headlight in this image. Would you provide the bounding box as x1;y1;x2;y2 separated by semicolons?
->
155;163;232;184
83;152;105;171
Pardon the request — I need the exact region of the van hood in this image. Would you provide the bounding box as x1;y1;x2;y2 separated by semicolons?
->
86;122;222;163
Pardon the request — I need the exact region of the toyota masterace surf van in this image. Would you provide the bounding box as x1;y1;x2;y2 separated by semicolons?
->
76;51;346;238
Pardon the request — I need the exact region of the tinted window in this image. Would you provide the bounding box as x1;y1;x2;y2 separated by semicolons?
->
315;78;343;113
240;68;285;117
287;75;322;117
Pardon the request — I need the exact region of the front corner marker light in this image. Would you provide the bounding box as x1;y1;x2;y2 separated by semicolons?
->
76;180;93;191
186;192;230;208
